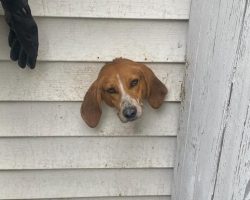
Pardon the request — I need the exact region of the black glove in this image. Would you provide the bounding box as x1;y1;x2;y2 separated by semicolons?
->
1;0;39;69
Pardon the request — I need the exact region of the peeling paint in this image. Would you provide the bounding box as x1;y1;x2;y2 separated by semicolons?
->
244;179;250;200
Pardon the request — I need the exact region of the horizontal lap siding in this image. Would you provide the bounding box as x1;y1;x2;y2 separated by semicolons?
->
24;197;171;200
0;18;187;62
0;62;184;101
0;0;190;199
0;169;172;199
0;137;176;169
0;0;190;19
0;102;179;137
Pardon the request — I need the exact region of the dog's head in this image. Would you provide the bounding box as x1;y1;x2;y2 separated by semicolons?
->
81;58;168;128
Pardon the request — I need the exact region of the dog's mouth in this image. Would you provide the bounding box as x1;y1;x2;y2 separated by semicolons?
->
118;114;138;123
117;113;139;123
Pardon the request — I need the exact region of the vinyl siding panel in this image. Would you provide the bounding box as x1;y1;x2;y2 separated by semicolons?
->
0;18;187;62
0;102;179;137
0;137;176;169
0;0;190;19
0;62;184;101
0;169;172;199
0;0;190;199
24;197;171;200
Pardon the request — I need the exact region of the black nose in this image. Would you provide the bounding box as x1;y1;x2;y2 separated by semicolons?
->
123;106;137;120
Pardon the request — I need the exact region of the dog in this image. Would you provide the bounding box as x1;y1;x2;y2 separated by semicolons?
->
81;58;167;128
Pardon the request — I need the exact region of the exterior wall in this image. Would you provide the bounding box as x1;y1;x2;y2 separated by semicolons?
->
0;1;190;199
174;0;250;200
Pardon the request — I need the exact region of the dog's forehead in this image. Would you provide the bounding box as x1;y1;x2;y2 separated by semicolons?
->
99;60;141;79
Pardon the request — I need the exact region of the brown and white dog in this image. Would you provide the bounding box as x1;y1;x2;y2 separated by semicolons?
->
81;58;167;128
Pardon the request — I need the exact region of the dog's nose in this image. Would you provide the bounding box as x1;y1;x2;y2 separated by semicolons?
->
123;106;137;120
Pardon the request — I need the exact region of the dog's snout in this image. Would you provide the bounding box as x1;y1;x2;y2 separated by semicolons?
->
123;106;137;120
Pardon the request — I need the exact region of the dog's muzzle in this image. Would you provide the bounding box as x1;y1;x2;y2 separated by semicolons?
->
118;99;142;123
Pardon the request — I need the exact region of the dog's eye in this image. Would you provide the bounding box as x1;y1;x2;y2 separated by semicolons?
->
130;79;139;87
106;87;117;94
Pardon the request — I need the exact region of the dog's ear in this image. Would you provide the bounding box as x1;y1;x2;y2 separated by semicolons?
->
81;80;102;128
140;64;168;109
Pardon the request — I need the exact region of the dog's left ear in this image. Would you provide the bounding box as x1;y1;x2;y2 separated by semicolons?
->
140;64;168;108
81;80;102;128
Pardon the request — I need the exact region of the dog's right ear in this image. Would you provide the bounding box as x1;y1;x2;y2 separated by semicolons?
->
139;64;167;109
81;80;102;128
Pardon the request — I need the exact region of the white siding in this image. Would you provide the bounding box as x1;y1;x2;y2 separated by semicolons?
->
0;0;190;19
0;102;179;137
0;0;190;199
0;137;176;169
0;62;184;101
0;169;172;199
25;198;171;200
0;17;187;62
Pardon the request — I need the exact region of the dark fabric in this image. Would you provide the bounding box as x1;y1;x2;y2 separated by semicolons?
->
1;0;39;69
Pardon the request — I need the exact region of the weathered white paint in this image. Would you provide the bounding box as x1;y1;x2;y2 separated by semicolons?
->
0;62;184;101
174;0;250;200
0;137;176;169
0;169;172;199
28;197;171;200
0;102;179;137
211;2;250;199
0;0;191;20
0;17;187;62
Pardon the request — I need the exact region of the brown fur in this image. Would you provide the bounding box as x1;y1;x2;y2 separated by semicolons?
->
81;58;168;128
